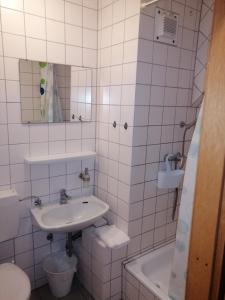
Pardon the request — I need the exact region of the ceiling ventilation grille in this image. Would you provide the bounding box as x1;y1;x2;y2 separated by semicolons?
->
154;8;179;46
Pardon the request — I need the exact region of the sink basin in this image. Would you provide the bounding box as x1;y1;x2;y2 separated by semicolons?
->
30;195;109;233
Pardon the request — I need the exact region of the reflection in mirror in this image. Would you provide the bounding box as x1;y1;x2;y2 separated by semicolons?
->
70;66;93;122
19;59;94;124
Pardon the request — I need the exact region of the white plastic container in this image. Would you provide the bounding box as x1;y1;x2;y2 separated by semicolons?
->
43;252;77;298
158;154;184;189
158;169;184;188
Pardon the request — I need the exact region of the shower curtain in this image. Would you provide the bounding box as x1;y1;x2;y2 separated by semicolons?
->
168;106;203;300
52;65;63;122
39;63;63;122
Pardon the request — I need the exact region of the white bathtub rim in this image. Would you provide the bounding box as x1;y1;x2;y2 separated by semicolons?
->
126;264;171;300
125;242;174;300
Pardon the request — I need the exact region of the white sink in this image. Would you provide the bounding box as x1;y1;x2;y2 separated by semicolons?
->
30;195;109;233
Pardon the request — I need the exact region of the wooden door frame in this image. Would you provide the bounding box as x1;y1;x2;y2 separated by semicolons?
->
211;168;225;299
186;0;225;299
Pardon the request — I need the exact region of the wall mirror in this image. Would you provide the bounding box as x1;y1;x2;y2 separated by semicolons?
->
19;59;95;124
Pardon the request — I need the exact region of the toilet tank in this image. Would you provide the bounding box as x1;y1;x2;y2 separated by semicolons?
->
0;189;20;242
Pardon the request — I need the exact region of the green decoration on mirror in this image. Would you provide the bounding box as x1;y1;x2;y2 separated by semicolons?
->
39;62;47;68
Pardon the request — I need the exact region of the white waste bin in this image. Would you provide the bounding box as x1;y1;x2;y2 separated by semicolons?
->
43;251;78;298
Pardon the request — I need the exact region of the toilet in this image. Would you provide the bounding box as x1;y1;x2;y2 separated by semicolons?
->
0;189;31;300
0;263;31;300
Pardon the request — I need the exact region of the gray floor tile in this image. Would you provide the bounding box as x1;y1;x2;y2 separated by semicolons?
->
30;278;92;300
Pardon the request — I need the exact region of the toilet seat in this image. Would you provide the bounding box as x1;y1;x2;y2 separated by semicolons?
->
0;263;31;300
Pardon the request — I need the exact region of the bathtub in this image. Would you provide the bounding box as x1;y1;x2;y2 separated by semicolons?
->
125;242;175;300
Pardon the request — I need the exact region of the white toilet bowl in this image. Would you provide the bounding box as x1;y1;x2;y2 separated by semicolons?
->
0;263;31;300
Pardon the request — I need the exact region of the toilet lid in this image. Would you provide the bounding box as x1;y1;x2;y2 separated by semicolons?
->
0;263;31;300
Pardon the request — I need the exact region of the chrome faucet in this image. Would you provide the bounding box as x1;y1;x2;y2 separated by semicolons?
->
60;189;71;205
34;197;42;207
19;195;42;208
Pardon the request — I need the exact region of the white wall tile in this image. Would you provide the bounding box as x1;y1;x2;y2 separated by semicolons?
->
122;63;137;85
30;142;48;156
9;144;29;164
0;57;4;79
15;234;33;254
6;80;20;102
125;0;140;18
0;103;7;124
25;14;46;40
49;124;65;141
46;0;65;22
1;8;25;35
83;29;97;49
83;48;97;68
32;178;50;197
8;124;29;144
31;165;49;180
26;38;47;61
7;103;21;123
0;81;6;102
0;165;10;185
10;163;30;183
123;40;138;63
46;20;65;43
3;33;26;58
153;43;168;65
66;45;82;66
4;58;19;80
1;0;24;11
0;240;14;259
49;141;66;154
101;5;112;28
47;42;65;64
24;0;45;17
83;7;98;30
65;2;82;26
166;67;179;87
151;65;166;86
111;44;123;65
167;46;180;68
66;24;82;47
125;15;140;41
139;15;154;40
112;22;124;45
138;39;153;63
0;145;9;165
83;0;98;10
30;125;49;143
113;0;125;23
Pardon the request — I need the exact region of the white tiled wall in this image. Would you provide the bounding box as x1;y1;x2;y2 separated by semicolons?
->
123;268;159;300
95;0;141;235
95;0;201;256
0;0;97;289
192;0;215;103
92;0;203;299
75;228;127;300
128;0;201;255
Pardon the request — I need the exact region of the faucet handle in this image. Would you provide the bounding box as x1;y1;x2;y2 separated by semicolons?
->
20;195;42;208
60;189;70;196
33;197;42;208
60;189;71;200
60;189;66;195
